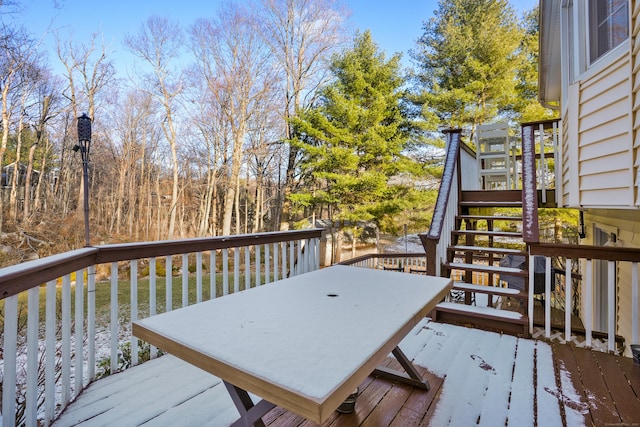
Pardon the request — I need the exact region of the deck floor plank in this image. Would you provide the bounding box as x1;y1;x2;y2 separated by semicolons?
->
617;354;640;398
506;338;535;426
568;344;621;426
549;342;591;426
592;350;640;424
388;366;441;427
360;382;412;427
51;319;640;427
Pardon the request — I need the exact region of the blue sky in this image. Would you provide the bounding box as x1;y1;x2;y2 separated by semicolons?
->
13;0;538;75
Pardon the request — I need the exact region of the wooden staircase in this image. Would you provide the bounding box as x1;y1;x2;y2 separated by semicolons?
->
433;190;531;337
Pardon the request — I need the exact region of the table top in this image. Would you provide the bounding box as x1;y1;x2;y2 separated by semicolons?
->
132;265;451;423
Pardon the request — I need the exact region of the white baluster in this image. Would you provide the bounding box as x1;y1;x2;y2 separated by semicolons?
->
2;294;18;427
608;260;616;353
61;274;71;406
528;255;535;334
210;251;216;298
585;259;593;348
265;243;271;284
289;241;295;276
182;254;189;307
75;268;85;394
165;256;173;312
26;287;39;427
223;248;229;295
88;265;96;379
565;259;572;343
196;252;203;303
234;248;240;292
256;245;262;286
245;246;251;289
149;258;157;359
297;240;303;275
131;260;139;366
274;242;279;282
282;241;287;278
44;280;56;424
545;256;552;338
111;262;119;373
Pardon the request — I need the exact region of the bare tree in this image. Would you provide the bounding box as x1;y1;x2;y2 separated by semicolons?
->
190;4;278;236
29;73;62;217
258;0;348;229
185;79;228;237
125;16;184;239
56;32;116;239
0;23;38;230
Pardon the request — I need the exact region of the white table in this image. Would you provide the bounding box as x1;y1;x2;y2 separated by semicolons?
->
132;265;451;426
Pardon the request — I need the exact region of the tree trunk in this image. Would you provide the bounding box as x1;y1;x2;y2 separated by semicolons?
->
234;172;241;234
222;129;245;236
334;225;343;263
23;142;38;219
9;114;24;221
351;225;358;258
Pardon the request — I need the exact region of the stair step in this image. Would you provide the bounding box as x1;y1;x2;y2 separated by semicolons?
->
444;262;527;276
449;245;525;255
459;201;523;208
461;190;522;203
453;230;522;238
452;282;526;299
457;215;522;221
436;302;527;323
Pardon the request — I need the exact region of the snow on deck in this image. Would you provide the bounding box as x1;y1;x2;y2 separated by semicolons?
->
52;319;587;426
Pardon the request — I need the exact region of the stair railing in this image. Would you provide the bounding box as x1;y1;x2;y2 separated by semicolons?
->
420;130;462;276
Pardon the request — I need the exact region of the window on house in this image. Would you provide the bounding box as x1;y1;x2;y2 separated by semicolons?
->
589;0;629;64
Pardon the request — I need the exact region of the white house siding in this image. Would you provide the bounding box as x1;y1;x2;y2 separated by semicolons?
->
584;209;640;356
561;86;580;207
577;54;635;207
633;0;640;205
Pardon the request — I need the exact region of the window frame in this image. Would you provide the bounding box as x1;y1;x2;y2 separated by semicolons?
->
564;0;630;85
587;0;629;66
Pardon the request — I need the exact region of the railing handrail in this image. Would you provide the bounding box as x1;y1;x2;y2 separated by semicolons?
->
529;242;640;262
419;129;462;276
0;229;324;300
423;129;461;241
0;248;99;299
520;118;561;129
337;252;427;266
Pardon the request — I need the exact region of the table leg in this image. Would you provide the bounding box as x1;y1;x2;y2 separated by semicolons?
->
224;381;276;427
373;346;430;390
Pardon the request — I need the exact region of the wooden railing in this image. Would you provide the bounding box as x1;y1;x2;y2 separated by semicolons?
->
529;243;640;356
338;253;428;273
419;129;462;276
0;229;322;427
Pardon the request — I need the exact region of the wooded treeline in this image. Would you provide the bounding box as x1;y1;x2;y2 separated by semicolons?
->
0;0;548;265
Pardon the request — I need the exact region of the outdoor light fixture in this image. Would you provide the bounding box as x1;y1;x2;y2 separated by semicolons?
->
578;210;586;239
76;113;92;246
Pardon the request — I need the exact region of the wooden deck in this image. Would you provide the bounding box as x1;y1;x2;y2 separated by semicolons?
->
53;320;640;427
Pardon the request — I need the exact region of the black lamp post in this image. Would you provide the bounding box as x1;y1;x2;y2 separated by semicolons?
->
75;113;92;246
